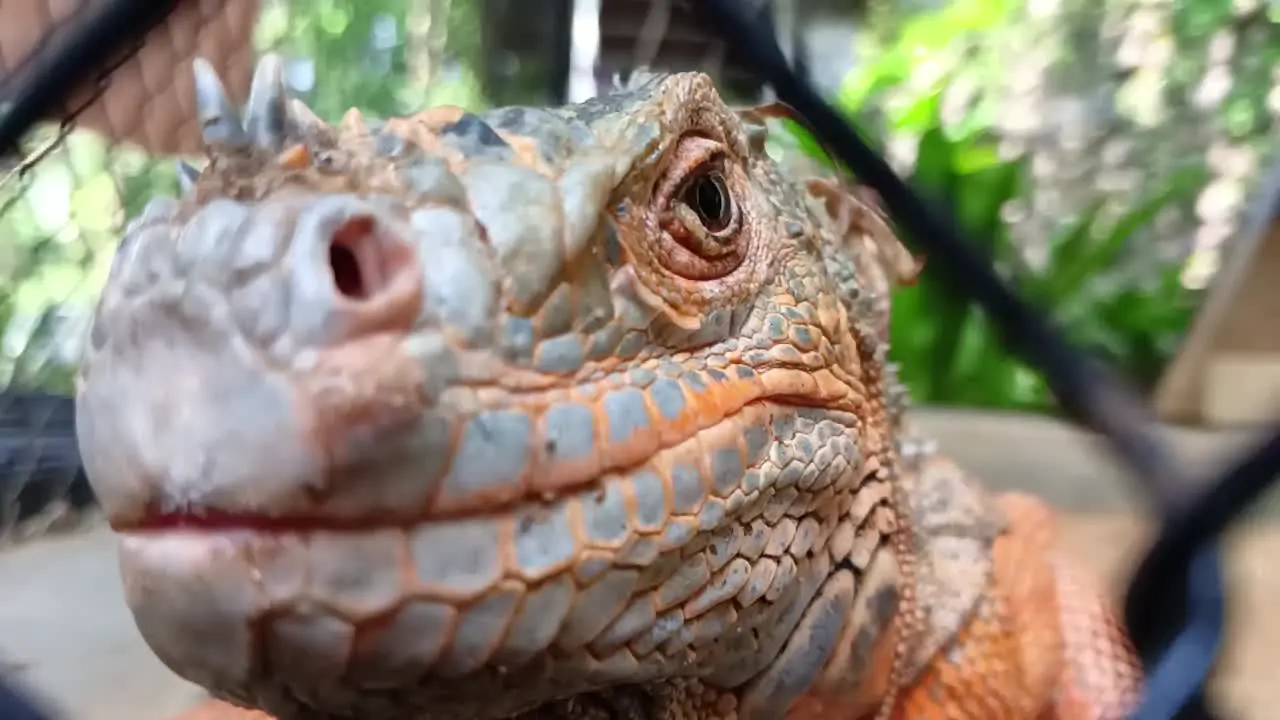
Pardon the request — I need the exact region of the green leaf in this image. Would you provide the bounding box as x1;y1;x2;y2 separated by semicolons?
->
896;90;947;133
776;118;837;168
954;154;1023;254
1045;168;1203;303
951;139;1005;174
1029;201;1104;305
836;49;911;111
910;124;955;198
890;283;939;398
920;151;1021;397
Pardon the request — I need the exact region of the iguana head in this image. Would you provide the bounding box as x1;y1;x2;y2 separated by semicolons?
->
78;54;907;719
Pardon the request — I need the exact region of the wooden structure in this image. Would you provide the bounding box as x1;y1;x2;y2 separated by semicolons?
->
480;0;574;105
1154;157;1280;427
594;0;865;102
597;0;773;101
480;0;774;107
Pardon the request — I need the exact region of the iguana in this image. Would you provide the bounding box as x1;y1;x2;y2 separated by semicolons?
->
74;54;1143;720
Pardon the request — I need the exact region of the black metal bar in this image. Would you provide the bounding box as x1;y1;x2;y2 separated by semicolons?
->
0;678;57;720
548;0;574;106
1127;425;1280;662
0;0;183;160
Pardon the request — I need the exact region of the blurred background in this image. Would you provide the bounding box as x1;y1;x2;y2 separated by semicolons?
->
0;0;1278;718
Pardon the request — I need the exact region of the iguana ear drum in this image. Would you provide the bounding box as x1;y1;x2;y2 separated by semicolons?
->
802;177;923;342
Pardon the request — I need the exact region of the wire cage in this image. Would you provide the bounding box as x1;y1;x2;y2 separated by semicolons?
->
0;1;1276;719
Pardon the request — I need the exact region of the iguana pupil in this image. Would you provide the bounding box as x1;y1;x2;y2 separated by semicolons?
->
685;169;732;232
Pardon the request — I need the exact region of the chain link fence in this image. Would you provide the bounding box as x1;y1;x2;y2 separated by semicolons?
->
0;1;1275;718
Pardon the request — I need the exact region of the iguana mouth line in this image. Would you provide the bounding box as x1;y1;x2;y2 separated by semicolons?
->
124;508;396;534
113;394;861;534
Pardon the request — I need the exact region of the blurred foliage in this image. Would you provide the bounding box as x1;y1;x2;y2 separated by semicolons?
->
779;99;1203;411
253;0;486;123
889;102;1205;410
1166;0;1279;142
0;129;170;392
777;0;1213;411
838;0;1023;142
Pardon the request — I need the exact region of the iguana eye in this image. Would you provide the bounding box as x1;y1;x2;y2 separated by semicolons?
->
664;155;742;266
680;169;732;233
645;134;748;281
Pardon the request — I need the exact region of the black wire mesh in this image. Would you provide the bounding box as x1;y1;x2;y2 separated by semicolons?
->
0;1;1275;718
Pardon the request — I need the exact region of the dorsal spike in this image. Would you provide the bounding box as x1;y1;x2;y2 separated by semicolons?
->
175;161;200;194
287;97;327;138
340;108;368;135
244;53;288;151
192;57;248;148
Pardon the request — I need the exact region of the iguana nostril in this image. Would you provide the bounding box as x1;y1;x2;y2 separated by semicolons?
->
329;241;365;299
283;199;425;344
328;215;384;302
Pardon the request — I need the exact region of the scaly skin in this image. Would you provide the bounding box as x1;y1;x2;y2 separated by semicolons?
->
75;55;1142;720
